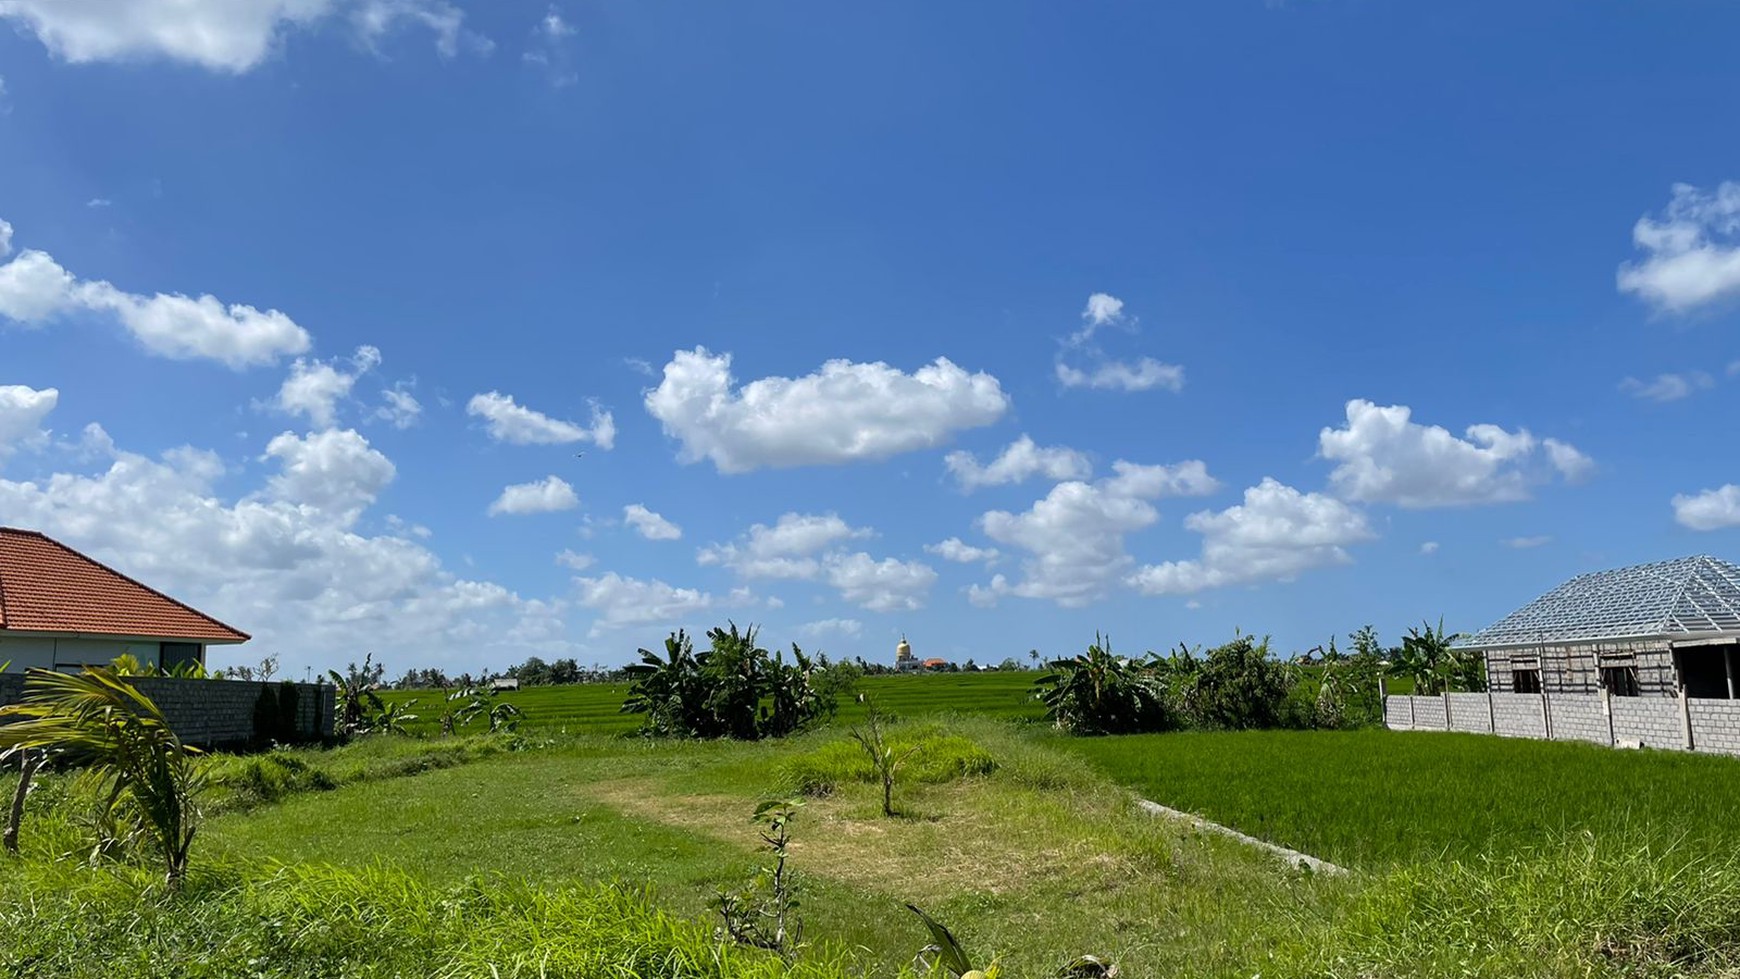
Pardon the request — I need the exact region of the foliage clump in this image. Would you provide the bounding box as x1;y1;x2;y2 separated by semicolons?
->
622;623;844;739
0;667;204;886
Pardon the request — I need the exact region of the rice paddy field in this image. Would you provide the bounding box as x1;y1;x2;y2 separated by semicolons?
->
377;670;1045;736
11;671;1740;978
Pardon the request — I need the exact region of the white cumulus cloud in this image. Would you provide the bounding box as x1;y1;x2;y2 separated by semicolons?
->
698;512;873;581
0;427;565;673
644;347;1009;473
1319;400;1590;508
272;345;380;428
1056;292;1185;395
623;503;682;541
1055;358;1185;393
0;0;478;73
487;475;579;516
944;435;1091;491
1618;181;1740;314
261;428;395;521
824;552;937;613
1673;485;1740;531
0;225;311;367
1619;372;1715;403
924;537;999;564
797;618;861;639
467;391;614;448
975;460;1219;607
1128;478;1374;596
572;571;716;636
0;384;58;458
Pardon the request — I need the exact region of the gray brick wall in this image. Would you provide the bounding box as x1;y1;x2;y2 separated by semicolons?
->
1411;695;1447;730
1446;693;1492;733
1689;699;1740;755
1609;697;1685;750
1384;697;1415;729
1547;695;1610;745
0;674;333;749
1491;693;1548;739
1486;641;1674;696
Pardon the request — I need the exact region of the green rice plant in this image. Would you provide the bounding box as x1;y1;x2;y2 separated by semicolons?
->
0;667;204;886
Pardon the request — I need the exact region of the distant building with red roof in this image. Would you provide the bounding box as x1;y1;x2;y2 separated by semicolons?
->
0;528;248;673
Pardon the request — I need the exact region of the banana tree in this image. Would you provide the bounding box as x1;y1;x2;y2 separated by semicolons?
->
1033;634;1170;735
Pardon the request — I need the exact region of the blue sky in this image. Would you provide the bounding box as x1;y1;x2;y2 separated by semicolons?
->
2;1;1739;677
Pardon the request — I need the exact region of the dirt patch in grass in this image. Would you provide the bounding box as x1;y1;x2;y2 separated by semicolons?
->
585;776;1158;903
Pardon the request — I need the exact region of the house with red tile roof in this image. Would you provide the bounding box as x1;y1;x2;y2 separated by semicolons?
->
0;528;248;673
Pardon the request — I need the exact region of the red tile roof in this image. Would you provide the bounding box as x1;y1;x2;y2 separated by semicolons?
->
0;528;248;644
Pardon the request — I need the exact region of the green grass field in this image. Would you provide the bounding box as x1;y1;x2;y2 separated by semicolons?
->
12;674;1740;978
1056;728;1740;869
379;670;1045;737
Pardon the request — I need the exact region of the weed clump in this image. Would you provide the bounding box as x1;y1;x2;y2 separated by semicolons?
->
780;726;996;798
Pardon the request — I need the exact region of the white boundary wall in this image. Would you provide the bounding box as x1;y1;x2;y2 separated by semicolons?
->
1385;691;1740;757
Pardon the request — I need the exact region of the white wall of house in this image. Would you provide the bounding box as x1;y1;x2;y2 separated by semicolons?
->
0;635;164;671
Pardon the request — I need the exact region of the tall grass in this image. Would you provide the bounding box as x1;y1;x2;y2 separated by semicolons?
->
1278;835;1740;978
0;859;854;979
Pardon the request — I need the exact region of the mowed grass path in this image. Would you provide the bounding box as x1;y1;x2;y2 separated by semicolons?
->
379;670;1044;736
1059;729;1740;869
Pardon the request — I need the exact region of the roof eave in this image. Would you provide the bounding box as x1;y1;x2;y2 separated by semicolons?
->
1456;628;1740;652
0;628;249;645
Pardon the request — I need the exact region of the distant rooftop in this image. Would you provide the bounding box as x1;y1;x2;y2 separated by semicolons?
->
1456;555;1740;650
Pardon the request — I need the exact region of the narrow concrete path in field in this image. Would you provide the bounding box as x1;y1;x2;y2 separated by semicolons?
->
1135;799;1348;876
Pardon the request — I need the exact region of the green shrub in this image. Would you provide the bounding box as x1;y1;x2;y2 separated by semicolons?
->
781;726;996;796
1033;634;1177;735
1186;634;1291;731
623;624;843;740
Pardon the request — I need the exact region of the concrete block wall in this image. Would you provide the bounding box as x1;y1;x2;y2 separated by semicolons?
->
1384;696;1415;729
1491;693;1548;739
0;673;333;750
1689;699;1740;755
1610;697;1684;750
1410;695;1447;730
1446;693;1493;733
1547;696;1610;745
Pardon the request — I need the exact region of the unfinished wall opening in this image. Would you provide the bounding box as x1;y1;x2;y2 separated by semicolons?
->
1511;660;1542;694
1676;643;1738;699
1600;659;1641;697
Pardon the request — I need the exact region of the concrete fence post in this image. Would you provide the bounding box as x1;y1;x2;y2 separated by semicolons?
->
1601;687;1615;747
1540;684;1553;741
1442;690;1452;731
1681;687;1695;752
1486;687;1496;732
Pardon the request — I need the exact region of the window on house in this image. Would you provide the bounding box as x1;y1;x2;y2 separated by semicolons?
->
1511;667;1542;694
1676;647;1734;699
1600;663;1641;697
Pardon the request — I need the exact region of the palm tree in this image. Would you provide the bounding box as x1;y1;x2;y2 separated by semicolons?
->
0;668;204;886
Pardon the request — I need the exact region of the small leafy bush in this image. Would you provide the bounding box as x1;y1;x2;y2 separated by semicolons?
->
1187;634;1292;731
